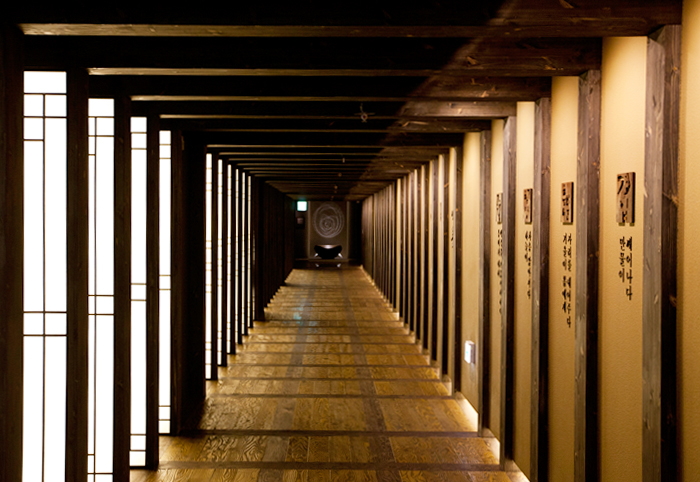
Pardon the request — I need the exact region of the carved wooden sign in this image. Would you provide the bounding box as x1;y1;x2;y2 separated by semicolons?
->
496;193;503;224
561;181;574;224
523;188;533;224
616;172;635;224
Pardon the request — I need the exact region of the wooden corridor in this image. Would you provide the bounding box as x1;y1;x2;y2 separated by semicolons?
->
131;268;512;482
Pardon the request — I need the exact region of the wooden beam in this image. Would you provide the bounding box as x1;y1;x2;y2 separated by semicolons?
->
17;1;680;38
500;116;517;470
399;101;517;119
113;93;132;481
24;35;600;77
531;97;551;482
87;75;551;103
0;22;24;482
642;25;680;482
575;69;601;482
145;113;160;468
66;67;89;482
160;118;491;133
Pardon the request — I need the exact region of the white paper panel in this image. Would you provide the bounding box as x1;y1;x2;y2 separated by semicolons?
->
95;137;114;295
44;95;66;117
44;337;66;482
24;94;43;116
131;151;147;284
25;71;66;94
44;118;67;312
95;315;114;473
45;313;67;336
131;302;147;434
22;337;44;482
24;140;44;312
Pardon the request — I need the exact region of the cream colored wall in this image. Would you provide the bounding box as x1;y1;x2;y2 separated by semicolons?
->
548;76;578;481
513;102;534;478
680;1;700;479
461;132;482;409
599;36;646;481
489;119;504;438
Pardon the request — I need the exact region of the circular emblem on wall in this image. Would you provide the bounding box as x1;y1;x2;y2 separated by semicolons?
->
313;202;345;238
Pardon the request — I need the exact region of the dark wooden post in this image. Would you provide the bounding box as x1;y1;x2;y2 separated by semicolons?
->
145;112;160;468
575;70;601;482
0;22;24;482
531;97;551;482
643;25;680;482
500;116;517;469
113;92;132;481
477;130;492;437
423;165;431;352
210;152;219;379
250;176;260;323
171;132;206;433
221;159;230;357
408;171;415;332
416;170;423;342
237;168;244;343
431;158;440;362
454;146;464;393
442;153;451;376
65;67;89;482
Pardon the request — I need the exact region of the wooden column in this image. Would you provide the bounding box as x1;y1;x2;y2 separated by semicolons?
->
531;97;551;482
248;177;256;328
477;130;492;436
145;113;160;468
171;132;206;433
500;116;517;469
0;23;23;482
408;171;414;331
241;171;249;335
210;153;219;379
113;93;132;481
431;159;439;362
415;170;423;342
402;176;409;323
390;184;396;308
442;152;451;375
423;165;431;351
643;25;680;482
575;70;601;482
454;146;464;393
237;168;244;343
221;160;230;355
65;67;90;482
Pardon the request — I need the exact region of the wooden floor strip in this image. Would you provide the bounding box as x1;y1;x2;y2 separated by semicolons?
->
159;461;500;471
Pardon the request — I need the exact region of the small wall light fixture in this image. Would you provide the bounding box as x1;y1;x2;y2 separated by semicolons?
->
297;200;308;212
464;341;476;364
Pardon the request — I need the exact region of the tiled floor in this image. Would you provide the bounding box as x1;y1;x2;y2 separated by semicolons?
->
131;268;514;481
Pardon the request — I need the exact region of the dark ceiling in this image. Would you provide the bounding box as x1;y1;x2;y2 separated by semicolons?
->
9;1;680;200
